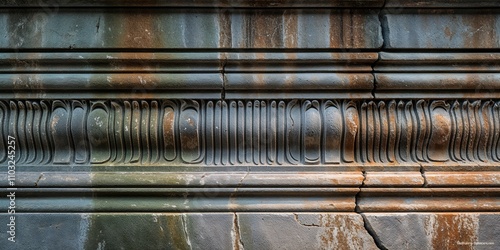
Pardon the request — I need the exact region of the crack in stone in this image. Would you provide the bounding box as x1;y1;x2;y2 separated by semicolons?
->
181;214;193;250
233;213;245;250
231;167;250;199
220;54;227;100
355;171;386;249
293;213;321;227
370;1;386;100
361;213;387;250
96;17;101;34
35;172;44;187
355;170;366;213
419;163;428;187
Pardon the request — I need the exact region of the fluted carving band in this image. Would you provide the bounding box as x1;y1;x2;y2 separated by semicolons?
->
1;99;498;166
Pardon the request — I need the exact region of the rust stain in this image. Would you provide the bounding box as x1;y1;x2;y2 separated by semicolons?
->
444;26;453;39
284;10;298;50
342;10;353;48
318;214;371;249
329;10;342;48
252;10;283;48
121;12;161;48
352;11;365;48
218;9;232;48
464;15;496;48
428;214;478;249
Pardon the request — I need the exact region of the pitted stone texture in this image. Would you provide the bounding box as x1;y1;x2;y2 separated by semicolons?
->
237;213;378;250
363;213;500;250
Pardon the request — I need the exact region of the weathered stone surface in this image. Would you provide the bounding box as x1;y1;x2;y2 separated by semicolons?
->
237;213;378;250
0;9;382;49
0;0;385;8
358;188;500;212
375;53;500;99
1;213;379;249
1;0;500;248
386;0;500;8
0;213;235;249
382;10;500;49
363;213;500;250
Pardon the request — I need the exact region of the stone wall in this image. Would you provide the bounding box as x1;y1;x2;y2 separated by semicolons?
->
0;0;499;249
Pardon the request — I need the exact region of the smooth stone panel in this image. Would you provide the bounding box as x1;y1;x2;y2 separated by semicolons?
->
383;11;500;49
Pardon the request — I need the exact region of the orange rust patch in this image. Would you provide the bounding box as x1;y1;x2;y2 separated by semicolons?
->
429;214;478;249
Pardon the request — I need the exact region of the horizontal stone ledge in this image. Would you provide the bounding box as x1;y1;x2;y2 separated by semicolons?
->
3;99;500;166
0;0;384;8
357;188;500;212
0;91;223;100
376;53;500;72
425;171;500;187
374;73;500;98
363;171;424;187
0;188;358;212
0;52;377;73
0;73;223;90
3;170;498;188
0;171;365;188
225;73;373;90
386;0;500;8
1;186;498;212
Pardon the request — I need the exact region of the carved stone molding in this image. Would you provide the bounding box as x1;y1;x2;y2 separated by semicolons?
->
1;1;500;248
2;99;500;166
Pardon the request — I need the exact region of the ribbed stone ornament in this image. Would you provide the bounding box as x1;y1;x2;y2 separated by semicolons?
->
0;0;499;249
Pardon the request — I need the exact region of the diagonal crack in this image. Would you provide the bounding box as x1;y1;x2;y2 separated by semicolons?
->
355;170;385;249
35;172;44;187
361;213;387;250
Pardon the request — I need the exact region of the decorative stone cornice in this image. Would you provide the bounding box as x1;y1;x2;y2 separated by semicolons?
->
3;99;500;167
0;2;499;248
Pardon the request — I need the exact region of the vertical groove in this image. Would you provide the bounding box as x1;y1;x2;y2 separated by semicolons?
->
17;101;27;164
245;101;253;164
221;101;229;165
0;101;6;162
378;101;388;163
140;101;150;164
237;101;245;164
25;101;36;164
205;101;215;165
130;101;141;163
268;101;277;164
214;101;222;165
277;101;285;165
123;101;133;163
387;101;397;163
112;101;125;163
253;100;260;165
150;101;160;164
260;101;267;165
229;101;238;165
